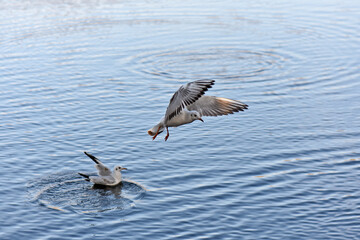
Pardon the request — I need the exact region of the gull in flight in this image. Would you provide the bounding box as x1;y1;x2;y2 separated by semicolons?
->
148;79;248;141
78;152;127;186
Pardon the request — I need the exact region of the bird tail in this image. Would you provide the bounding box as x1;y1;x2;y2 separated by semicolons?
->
78;172;90;181
147;122;164;136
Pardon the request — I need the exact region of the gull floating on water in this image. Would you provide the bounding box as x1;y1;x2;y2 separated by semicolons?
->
78;152;127;186
148;79;248;141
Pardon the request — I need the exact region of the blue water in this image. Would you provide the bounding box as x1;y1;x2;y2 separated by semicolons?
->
1;0;360;239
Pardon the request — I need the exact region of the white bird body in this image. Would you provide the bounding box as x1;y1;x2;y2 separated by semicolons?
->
154;109;198;129
166;109;199;127
88;170;121;186
78;152;127;186
148;80;248;141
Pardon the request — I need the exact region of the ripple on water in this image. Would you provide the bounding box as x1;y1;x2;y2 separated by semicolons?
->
27;171;146;213
126;44;293;82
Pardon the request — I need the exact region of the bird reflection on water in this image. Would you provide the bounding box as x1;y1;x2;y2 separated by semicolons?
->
91;182;124;199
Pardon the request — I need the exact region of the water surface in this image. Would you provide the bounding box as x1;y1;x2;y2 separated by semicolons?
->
1;0;360;239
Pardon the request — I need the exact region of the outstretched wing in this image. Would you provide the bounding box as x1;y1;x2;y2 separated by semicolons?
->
187;96;248;116
164;80;215;122
95;164;112;177
84;152;112;177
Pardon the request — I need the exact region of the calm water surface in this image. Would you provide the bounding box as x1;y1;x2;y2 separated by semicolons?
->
1;0;360;239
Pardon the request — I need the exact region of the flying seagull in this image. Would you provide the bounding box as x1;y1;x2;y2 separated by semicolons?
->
148;79;248;141
78;152;127;186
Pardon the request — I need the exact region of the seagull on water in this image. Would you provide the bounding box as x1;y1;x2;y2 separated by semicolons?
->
78;152;127;186
148;79;248;141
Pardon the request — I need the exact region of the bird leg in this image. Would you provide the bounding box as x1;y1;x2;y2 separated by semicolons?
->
164;127;169;141
152;126;161;140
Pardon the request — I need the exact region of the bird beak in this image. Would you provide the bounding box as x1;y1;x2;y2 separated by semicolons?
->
198;118;204;122
121;167;127;171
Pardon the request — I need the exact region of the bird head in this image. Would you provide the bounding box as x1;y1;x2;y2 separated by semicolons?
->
114;166;127;172
190;111;204;122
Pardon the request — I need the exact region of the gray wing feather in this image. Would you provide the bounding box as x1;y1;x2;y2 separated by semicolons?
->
165;80;215;121
187;96;248;116
90;176;115;185
95;164;112;177
84;152;112;177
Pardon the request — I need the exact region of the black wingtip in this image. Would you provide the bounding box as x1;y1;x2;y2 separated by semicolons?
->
84;152;100;164
78;172;90;181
